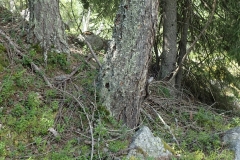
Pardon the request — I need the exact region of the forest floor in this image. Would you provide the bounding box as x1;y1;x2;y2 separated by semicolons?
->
0;7;238;160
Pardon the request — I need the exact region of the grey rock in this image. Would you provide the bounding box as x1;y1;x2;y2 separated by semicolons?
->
127;126;172;159
78;32;108;51
223;126;240;160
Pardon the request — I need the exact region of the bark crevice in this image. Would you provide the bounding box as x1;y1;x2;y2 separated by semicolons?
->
100;0;159;128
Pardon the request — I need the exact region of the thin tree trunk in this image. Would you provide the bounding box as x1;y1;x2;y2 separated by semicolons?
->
176;0;190;89
100;0;159;128
160;0;177;84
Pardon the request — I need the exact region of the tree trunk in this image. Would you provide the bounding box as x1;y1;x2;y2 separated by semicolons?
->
160;0;177;84
28;0;69;61
176;0;190;89
100;0;159;129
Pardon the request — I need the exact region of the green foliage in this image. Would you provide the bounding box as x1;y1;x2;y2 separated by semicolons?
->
0;142;6;157
13;69;28;88
60;0;116;38
0;76;15;104
181;149;234;160
0;43;6;53
229;117;240;128
178;109;226;153
27;92;42;108
50;100;59;111
79;145;90;159
181;0;240;110
207;150;234;160
157;85;172;98
109;140;128;153
11;103;25;117
6;92;54;135
47;52;70;71
50;151;73;160
181;150;205;160
88;0;119;19
76;67;98;95
0;6;12;23
194;109;225;130
0;96;55;157
45;89;58;102
94;121;108;138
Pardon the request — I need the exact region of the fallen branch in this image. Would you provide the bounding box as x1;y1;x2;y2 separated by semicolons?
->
83;37;102;69
144;102;180;147
30;62;53;88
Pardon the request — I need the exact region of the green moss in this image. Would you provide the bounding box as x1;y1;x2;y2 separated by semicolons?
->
0;77;15;104
30;44;43;53
0;43;6;53
163;140;176;155
97;105;110;117
0;142;6;157
109;140;128;153
47;52;70;72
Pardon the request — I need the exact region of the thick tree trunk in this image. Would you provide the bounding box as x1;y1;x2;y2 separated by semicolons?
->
160;0;177;84
176;0;190;89
100;0;158;128
28;0;69;60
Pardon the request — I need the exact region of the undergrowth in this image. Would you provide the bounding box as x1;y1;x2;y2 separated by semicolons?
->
0;42;132;159
0;43;236;159
143;82;237;159
0;11;239;159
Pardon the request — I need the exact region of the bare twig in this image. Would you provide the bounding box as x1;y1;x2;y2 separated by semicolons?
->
145;102;180;147
30;62;53;88
53;87;94;160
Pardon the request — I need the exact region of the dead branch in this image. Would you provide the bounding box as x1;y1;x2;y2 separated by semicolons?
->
53;87;95;160
83;38;102;69
144;102;180;147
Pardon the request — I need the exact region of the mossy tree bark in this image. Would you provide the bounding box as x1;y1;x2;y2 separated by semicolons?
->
100;0;159;128
28;0;69;59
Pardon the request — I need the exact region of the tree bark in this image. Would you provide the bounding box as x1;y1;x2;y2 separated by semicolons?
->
100;0;159;128
28;0;69;59
160;0;177;84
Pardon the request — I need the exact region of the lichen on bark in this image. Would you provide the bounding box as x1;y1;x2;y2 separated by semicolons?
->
28;0;69;55
100;0;158;128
